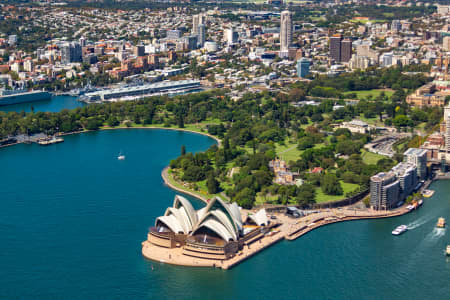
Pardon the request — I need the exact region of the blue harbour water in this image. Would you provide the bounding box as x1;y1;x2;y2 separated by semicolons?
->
0;95;84;113
0;128;449;298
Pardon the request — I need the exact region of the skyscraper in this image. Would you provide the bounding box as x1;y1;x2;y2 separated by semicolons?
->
280;10;292;57
198;24;206;47
340;38;352;62
330;34;342;62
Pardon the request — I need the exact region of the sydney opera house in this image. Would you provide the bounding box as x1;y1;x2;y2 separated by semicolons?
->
144;195;274;262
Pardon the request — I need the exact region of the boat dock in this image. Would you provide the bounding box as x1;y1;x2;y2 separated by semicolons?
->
36;136;64;145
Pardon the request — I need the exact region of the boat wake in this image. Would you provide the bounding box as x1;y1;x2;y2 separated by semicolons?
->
422;228;446;244
432;227;446;238
406;215;434;230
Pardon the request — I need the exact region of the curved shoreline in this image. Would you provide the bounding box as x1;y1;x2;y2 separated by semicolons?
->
161;167;209;203
0;125;221;149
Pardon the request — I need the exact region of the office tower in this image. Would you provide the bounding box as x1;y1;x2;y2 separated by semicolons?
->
404;148;428;180
330;34;342;62
280;10;292;57
296;58;310;78
340;38;352;62
198;24;206;47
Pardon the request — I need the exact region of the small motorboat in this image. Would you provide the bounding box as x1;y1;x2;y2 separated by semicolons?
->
436;217;446;228
392;225;408;236
446;245;450;256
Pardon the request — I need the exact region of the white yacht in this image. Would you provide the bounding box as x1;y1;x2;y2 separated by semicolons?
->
392;225;408;236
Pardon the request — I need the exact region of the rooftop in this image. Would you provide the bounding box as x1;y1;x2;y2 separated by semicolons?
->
404;148;427;156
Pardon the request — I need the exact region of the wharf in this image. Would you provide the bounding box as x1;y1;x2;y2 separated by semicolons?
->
37;136;64;145
283;207;410;241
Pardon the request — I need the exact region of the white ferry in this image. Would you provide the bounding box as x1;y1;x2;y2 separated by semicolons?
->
392;225;408;236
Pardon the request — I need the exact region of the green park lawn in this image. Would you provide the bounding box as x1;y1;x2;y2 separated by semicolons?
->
343;89;394;100
361;149;386;165
275;141;303;162
275;137;329;163
314;181;359;203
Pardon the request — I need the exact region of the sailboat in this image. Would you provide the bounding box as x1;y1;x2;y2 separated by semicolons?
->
117;151;125;160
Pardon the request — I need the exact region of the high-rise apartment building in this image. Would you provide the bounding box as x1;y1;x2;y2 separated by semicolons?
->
192;14;205;35
198;24;206;47
370;172;400;210
330;34;342;62
370;148;426;210
280;10;292;57
391;162;418;201
192;15;199;35
404;148;428;180
226;28;238;46
61;42;82;64
134;44;145;57
330;35;352;63
340;39;352;62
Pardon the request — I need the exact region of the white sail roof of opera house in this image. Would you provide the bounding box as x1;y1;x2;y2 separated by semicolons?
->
248;209;269;226
155;196;244;241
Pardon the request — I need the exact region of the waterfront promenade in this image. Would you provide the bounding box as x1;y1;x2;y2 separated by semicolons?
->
147;159;419;270
142;204;412;270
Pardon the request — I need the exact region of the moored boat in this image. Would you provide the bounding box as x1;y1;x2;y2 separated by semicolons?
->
422;189;434;198
446;245;450;256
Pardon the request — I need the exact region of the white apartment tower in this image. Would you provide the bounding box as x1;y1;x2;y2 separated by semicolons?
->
192;14;205;35
280;10;293;57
